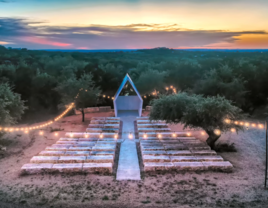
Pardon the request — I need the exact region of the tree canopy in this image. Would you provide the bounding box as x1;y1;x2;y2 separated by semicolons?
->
149;93;244;148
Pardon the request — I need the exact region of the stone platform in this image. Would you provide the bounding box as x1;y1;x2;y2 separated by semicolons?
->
137;117;233;172
21;117;120;174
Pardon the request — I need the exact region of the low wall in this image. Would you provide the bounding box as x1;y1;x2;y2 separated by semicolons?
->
75;106;112;115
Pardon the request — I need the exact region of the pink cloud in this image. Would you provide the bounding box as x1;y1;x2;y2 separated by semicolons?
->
19;36;71;47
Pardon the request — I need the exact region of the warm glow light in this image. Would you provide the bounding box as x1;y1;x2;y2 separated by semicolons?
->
114;134;118;139
85;134;88;138
170;86;173;88
201;131;205;135
99;133;103;138
172;133;176;137
231;128;235;132
70;133;73;137
234;121;238;125
225;119;231;124
252;123;256;127
25;130;28;134
144;96;147;98
214;129;221;135
259;124;264;129
54;132;58;136
103;95;106;98
39;131;43;135
158;134;162;138
128;133;133;139
143;133;147;138
187;132;191;136
245;123;249;126
166;87;169;90
240;122;244;125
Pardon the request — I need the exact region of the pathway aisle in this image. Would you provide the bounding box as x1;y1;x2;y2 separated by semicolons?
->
116;116;141;180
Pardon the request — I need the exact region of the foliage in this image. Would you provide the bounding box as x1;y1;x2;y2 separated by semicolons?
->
149;93;244;148
55;73;101;121
0;82;27;126
194;64;246;107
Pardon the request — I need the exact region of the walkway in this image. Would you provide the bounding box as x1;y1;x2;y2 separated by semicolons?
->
116;111;141;180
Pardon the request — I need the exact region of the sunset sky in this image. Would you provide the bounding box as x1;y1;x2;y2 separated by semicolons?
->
0;0;268;49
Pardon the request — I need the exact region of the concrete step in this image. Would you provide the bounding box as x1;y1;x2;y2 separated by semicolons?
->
91;151;115;157
83;163;113;173
66;132;118;138
52;163;83;172
88;124;104;128
188;146;211;150
78;138;98;141
56;141;77;145
137;123;167;128
97;141;117;145
103;124;120;128
143;155;171;162
136;117;149;120
144;162;174;171
138;128;171;133
86;155;114;163
21;163;53;174
196;156;223;162
137;120;166;124
39;151;66;156
73;142;95;147
138;132;189;137
140;143;163;147
31;156;59;163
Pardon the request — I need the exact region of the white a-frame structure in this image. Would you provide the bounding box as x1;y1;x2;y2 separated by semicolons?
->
113;74;143;117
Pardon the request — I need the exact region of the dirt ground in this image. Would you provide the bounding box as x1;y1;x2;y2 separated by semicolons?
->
0;111;268;208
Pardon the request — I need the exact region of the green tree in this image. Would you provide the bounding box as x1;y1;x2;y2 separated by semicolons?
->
149;93;243;149
194;65;246;107
0;83;27;126
55;74;101;122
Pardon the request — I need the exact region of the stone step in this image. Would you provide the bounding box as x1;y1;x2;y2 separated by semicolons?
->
86;128;119;133
103;124;120;128
31;156;59;163
97;141;117;144
78;138;98;141
141;146;165;151
138;128;171;133
69;147;92;151
173;162;205;171
196;156;223;162
64;151;90;156
164;145;188;150
91;151;115;156
88;124;104;128
191;150;217;156
139;132;189;137
59;138;79;141
52;163;83;172
202;161;233;172
137;124;167;128
137;120;166;124
144;162;174;171
86;155;114;163
46;146;70;151
52;144;72;148
66;132;118;138
143;155;171;162
142;151;167;156
167;150;193;156
56;141;77;145
39;151;66;156
21;163;53;174
189;146;211;150
92;146;116;151
170;156;198;162
83;163;113;173
73;142;95;147
58;156;86;163
140;143;163;147
136;117;149;120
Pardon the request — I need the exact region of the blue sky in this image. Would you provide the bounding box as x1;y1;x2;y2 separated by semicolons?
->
0;0;268;49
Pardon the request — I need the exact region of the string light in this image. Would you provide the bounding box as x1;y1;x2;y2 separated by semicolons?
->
143;133;147;138
259;124;264;129
128;133;133;139
231;128;236;132
170;85;173;89
166;87;169;90
225;119;231;124
214;129;221;135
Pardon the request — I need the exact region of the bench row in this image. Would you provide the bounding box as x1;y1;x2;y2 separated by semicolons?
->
144;161;233;172
31;155;114;163
22;163;113;174
142;150;216;156
142;155;223;163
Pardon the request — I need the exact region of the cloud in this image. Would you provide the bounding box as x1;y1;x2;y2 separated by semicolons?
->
0;18;267;49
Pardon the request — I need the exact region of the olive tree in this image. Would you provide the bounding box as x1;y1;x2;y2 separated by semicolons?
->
55;73;101;122
149;92;244;149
